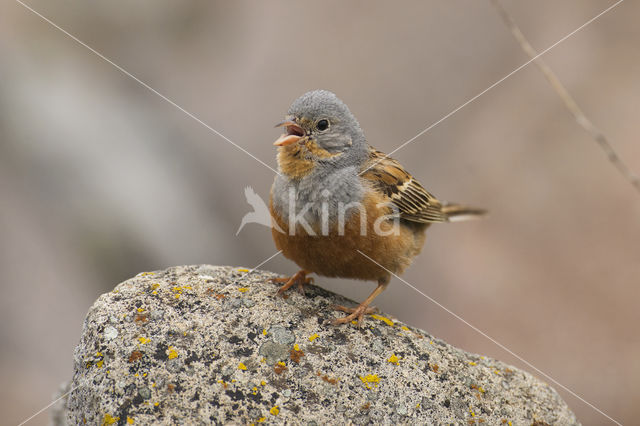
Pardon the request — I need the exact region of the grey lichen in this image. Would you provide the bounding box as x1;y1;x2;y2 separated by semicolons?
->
55;265;579;425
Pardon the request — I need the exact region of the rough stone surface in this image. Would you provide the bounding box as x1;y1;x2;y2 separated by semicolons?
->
56;265;579;425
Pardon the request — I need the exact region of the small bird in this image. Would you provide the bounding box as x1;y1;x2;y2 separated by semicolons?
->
270;90;485;325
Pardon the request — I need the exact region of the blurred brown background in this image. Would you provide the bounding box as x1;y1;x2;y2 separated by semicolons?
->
1;1;638;424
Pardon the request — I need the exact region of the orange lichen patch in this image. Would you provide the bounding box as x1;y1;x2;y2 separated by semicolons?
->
370;314;394;327
270;406;279;416
138;337;151;345
316;372;338;385
134;314;148;323
167;347;178;359
359;374;380;389
471;384;486;394
430;363;439;373
238;362;247;370
167;383;176;393
238;287;249;293
308;333;319;342
387;354;400;365
128;350;143;363
290;349;305;364
361;402;371;410
274;362;287;375
102;414;119;425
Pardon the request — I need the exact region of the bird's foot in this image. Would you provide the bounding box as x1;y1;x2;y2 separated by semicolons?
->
332;304;378;327
271;270;313;296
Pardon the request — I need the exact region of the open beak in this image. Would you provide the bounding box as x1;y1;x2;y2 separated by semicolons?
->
274;120;305;146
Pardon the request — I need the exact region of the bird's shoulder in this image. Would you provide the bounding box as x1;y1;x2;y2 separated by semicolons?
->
359;147;447;223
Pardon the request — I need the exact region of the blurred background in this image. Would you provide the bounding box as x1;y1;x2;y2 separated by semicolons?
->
1;0;638;424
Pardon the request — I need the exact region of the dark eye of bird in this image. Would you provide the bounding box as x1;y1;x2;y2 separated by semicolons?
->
316;119;329;131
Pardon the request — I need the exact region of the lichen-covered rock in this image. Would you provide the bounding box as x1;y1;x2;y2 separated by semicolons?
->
56;265;579;425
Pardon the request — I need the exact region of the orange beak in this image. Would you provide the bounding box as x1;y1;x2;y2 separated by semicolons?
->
274;120;305;146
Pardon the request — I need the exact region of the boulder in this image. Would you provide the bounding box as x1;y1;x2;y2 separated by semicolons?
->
55;265;578;425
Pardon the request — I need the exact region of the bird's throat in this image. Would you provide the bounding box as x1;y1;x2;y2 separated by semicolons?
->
277;140;340;179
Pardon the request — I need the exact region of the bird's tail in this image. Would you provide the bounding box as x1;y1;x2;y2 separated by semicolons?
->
442;203;487;222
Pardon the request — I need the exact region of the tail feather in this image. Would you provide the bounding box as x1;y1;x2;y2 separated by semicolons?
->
441;203;487;222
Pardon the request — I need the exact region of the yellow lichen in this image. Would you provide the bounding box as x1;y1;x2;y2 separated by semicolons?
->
468;361;477;366
137;308;144;313
308;333;319;342
257;417;265;422
127;417;134;424
470;408;475;417
167;347;178;359
270;406;279;416
260;380;266;386
138;337;151;345
387;354;400;365
238;362;247;370
237;268;249;273
277;361;285;366
140;272;155;276
293;344;300;351
359;374;381;389
96;360;104;368
238;287;249;293
370;314;394;327
102;414;119;425
152;291;158;295
401;326;410;331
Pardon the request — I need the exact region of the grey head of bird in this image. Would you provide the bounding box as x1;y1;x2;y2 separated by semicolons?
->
274;90;369;166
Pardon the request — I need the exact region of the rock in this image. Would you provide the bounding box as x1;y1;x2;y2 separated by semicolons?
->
55;265;579;425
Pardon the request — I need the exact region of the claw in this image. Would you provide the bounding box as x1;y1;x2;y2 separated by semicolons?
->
332;304;377;327
272;270;313;297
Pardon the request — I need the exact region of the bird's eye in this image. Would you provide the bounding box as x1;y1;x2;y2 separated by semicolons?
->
316;119;329;131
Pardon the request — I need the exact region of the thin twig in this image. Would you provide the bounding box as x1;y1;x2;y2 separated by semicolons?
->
490;0;640;193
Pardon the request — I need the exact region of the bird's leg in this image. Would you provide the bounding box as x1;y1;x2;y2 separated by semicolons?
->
271;270;314;296
333;277;389;327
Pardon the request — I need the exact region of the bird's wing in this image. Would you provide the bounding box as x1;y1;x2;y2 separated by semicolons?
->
360;148;448;223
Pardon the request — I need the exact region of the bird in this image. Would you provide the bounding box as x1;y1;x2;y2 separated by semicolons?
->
269;90;485;325
236;186;283;235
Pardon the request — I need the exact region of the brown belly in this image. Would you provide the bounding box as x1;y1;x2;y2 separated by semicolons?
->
270;192;428;282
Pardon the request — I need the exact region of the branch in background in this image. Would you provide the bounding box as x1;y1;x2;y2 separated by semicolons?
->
490;0;640;194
